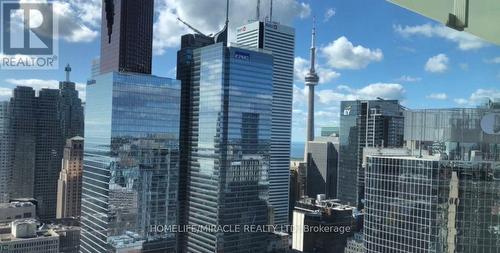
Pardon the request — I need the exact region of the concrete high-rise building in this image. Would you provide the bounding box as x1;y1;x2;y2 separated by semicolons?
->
337;100;404;206
56;136;84;219
236;17;295;227
306;140;338;199
34;88;63;220
0;101;12;203
80;72;181;253
100;0;154;74
364;104;500;253
180;41;273;253
10;87;36;200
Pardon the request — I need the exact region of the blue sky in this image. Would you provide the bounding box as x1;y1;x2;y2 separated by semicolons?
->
1;0;500;143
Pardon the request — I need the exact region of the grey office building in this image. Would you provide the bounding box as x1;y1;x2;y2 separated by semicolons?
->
306;140;338;199
80;72;180;253
236;20;295;226
337;100;404;206
180;41;273;253
0;101;12;203
365;104;500;253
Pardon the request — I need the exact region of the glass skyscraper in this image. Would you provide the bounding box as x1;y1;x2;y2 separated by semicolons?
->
100;0;154;74
365;105;500;252
182;42;273;253
80;72;180;253
0;101;12;203
236;20;295;226
337;100;404;207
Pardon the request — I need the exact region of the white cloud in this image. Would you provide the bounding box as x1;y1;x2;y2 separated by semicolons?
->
485;57;500;64
324;8;335;22
153;0;311;55
294;57;340;84
394;23;487;50
294;82;405;106
4;79;86;101
395;75;421;82
453;98;469;105
454;89;500;106
0;88;12;101
426;93;448;100
321;36;383;69
425;54;449;73
16;0;101;43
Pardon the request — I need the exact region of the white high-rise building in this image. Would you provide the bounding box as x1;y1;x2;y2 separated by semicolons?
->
237;21;295;225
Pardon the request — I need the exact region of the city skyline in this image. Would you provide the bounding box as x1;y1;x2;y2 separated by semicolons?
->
1;0;500;143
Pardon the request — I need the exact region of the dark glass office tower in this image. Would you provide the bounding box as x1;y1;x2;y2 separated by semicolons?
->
10;87;37;199
337;100;404;206
80;72;180;253
365;105;500;253
0;101;12;203
34;89;63;219
59;79;84;140
100;0;154;74
181;42;273;253
306;140;338;198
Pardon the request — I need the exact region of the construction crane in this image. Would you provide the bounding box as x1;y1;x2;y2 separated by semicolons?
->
177;17;211;38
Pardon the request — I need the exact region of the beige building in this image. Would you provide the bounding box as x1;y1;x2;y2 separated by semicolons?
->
56;137;83;219
0;219;59;253
0;202;36;223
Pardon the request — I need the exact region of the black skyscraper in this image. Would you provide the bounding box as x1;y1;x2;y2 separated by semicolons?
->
100;0;154;74
10;87;37;199
34;89;63;219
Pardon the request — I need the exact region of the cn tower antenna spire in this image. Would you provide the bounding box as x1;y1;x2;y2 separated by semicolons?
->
304;16;320;161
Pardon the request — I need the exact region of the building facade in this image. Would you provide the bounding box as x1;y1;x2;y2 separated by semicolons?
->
292;197;357;253
0;220;59;253
182;43;273;253
236;20;295;226
337;100;404;207
34;89;64;220
80;72;180;253
100;0;154;74
10;87;37;200
56;137;84;219
365;105;500;252
306;140;338;198
0;102;12;203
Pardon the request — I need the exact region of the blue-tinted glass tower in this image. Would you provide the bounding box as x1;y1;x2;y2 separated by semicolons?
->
80;72;180;252
181;42;273;253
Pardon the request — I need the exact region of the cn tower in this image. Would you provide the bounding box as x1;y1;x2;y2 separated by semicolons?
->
304;18;319;161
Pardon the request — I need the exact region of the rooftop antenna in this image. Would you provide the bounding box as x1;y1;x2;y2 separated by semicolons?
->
270;0;273;22
256;0;261;21
225;0;229;27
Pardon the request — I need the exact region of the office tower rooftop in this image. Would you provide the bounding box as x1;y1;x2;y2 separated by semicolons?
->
292;197;358;253
236;17;295;227
337;99;405;207
100;0;154;74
